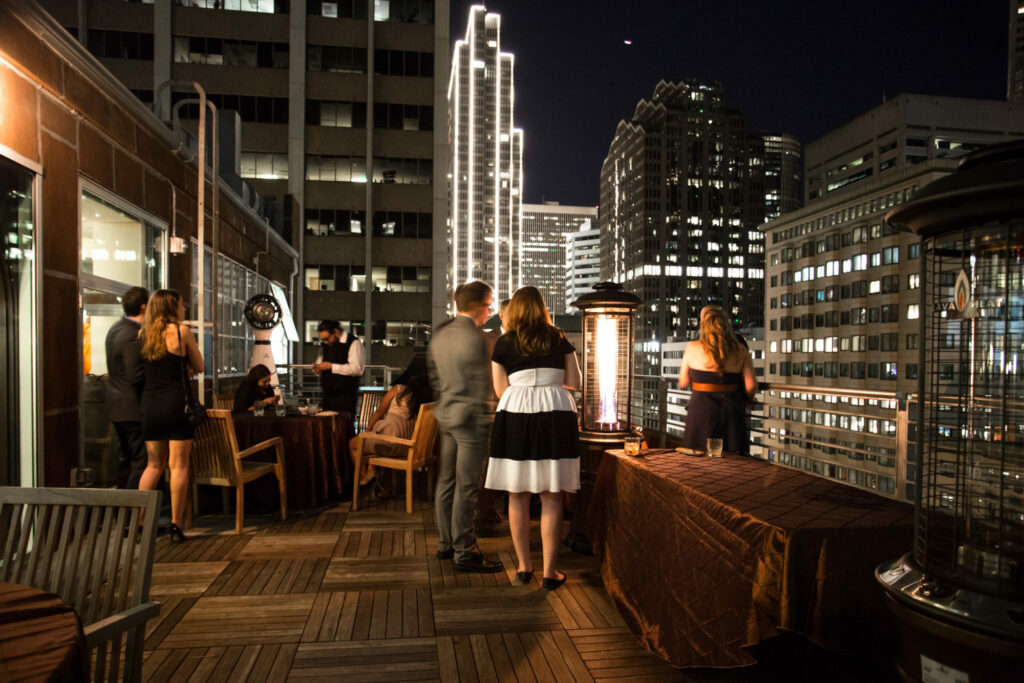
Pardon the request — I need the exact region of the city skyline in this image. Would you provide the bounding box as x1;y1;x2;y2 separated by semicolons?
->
451;0;1009;206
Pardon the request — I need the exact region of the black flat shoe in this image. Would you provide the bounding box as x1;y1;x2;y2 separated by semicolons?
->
169;523;187;543
516;571;533;584
454;553;503;573
437;548;454;560
542;572;566;590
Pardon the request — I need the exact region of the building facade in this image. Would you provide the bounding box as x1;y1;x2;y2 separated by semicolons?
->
1010;0;1024;101
599;80;780;376
1;0;297;487
520;202;596;315
448;4;522;304
41;0;450;371
762;94;1024;499
564;218;600;312
762;133;802;220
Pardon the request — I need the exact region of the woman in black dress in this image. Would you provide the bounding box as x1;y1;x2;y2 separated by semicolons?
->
677;306;758;454
232;364;279;414
486;287;582;590
137;290;204;541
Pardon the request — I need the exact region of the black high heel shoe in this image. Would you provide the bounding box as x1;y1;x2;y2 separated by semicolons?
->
516;571;533;585
542;572;566;591
169;523;187;543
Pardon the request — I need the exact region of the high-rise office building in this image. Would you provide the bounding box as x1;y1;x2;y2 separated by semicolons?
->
599;80;782;375
1010;0;1024;101
448;4;522;304
565;218;601;312
520;202;597;315
43;0;449;370
761;94;1024;499
763;133;802;220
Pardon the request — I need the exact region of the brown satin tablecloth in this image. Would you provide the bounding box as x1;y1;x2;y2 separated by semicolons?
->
0;582;88;682
589;449;914;669
233;412;354;510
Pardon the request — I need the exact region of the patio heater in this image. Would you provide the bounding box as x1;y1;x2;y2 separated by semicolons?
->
876;141;1024;681
565;282;642;553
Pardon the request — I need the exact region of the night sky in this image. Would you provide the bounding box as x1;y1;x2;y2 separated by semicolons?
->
449;0;1009;207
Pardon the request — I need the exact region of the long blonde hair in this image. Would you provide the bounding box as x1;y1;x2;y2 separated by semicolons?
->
699;308;742;373
505;286;557;356
141;289;183;360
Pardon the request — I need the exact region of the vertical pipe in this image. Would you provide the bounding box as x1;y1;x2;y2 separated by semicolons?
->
195;83;206;404
364;11;374;364
209;101;219;397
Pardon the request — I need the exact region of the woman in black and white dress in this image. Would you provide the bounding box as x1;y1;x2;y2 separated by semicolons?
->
486;286;582;590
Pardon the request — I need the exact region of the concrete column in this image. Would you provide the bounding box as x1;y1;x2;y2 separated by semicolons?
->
153;0;172;119
432;0;451;327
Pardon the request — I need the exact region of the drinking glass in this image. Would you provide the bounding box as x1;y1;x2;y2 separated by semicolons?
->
624;435;642;456
253;400;265;416
706;438;723;458
275;401;287;417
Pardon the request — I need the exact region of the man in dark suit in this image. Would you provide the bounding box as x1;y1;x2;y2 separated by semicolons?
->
428;281;502;573
105;286;149;489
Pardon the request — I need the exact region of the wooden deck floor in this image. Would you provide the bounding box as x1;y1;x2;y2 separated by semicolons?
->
141;494;696;683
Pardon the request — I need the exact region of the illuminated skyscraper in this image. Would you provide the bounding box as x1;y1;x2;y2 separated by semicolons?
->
521;202;597;315
762;133;803;219
449;4;522;302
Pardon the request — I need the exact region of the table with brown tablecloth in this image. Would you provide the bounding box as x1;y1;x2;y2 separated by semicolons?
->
233;412;354;510
589;449;914;669
0;582;88;682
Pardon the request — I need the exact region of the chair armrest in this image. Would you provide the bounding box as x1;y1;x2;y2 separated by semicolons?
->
237;437;284;460
84;602;162;646
357;433;414;447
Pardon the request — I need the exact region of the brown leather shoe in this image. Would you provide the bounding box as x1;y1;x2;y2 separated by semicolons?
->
453;553;503;573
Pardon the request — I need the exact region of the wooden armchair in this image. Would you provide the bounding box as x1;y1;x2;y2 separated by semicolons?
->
212;394;233;410
190;409;287;534
0;486;162;682
352;402;439;514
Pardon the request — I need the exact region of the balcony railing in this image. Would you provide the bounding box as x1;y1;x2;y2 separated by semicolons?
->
633;376;916;503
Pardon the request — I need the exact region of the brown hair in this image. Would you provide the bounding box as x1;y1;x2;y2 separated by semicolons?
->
454;280;492;313
505;286;558;356
141;289;183;361
698;308;742;373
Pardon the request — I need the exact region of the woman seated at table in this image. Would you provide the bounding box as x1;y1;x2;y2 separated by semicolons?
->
677;306;758;455
232;364;281;414
350;353;433;486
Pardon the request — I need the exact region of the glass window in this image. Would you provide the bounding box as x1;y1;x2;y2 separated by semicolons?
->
0;157;37;486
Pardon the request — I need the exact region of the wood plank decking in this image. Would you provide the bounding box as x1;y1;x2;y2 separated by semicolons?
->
142;495;692;682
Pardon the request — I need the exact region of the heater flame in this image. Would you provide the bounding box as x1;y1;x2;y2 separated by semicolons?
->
596;316;619;428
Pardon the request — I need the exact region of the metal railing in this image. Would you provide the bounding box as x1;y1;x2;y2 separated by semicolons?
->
632;377;916;503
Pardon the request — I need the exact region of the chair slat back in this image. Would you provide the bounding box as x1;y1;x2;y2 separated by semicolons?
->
0;487;160;626
408;402;439;470
213;394;233;410
190;409;242;483
357;390;386;433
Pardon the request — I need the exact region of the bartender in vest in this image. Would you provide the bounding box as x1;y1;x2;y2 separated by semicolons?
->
313;320;366;416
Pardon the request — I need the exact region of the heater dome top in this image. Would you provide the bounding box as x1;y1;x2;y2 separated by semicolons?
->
570;281;643;312
244;293;281;330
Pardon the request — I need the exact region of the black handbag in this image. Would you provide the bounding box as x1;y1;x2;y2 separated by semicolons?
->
177;326;207;428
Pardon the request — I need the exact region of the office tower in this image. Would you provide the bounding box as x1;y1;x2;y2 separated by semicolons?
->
1011;0;1024;101
43;0;449;370
449;4;522;304
762;94;1024;498
565;218;601;312
599;80;776;376
521;202;597;315
763;133;803;220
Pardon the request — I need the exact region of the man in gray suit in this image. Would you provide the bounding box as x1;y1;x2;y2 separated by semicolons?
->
105;286;148;489
428;281;502;572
